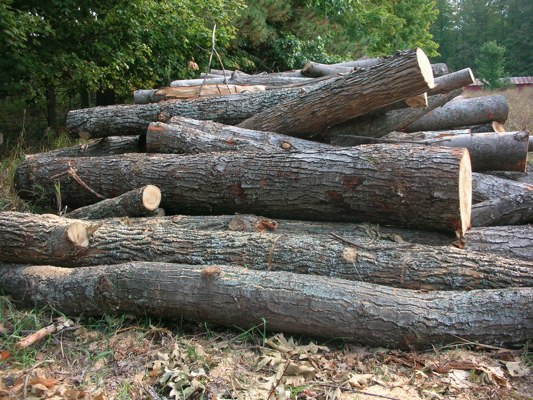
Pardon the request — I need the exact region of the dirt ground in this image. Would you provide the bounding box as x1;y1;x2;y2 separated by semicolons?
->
0;307;531;400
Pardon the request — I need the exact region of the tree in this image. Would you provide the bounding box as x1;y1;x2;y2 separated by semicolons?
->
476;41;507;89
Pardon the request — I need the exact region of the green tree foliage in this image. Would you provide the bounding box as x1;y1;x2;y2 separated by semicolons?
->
476;41;507;89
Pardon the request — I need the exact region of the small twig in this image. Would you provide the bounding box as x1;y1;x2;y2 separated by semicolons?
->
50;162;106;200
21;360;54;400
311;382;401;400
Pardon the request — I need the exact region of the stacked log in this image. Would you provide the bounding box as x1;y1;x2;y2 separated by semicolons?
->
3;47;533;349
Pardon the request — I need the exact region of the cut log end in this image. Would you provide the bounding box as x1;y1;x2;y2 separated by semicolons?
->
416;48;435;89
459;150;473;234
65;222;89;247
142;185;162;211
405;93;428;108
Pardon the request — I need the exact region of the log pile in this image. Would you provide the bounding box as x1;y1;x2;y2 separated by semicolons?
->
2;48;532;349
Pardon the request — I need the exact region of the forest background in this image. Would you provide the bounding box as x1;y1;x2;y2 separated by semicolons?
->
0;0;532;145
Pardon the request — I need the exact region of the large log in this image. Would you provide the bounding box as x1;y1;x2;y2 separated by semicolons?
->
25;137;141;159
15;145;472;234
471;191;533;227
1;262;531;349
0;212;531;290
427;68;475;96
66;185;161;219
238;48;435;138
145;117;332;154
133;84;266;104
404;95;509;132
472;172;533;203
328;90;462;142
65;85;312;139
304;60;449;77
170;75;313;89
463;225;533;261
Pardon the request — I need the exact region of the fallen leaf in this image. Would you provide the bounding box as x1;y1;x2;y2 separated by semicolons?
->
0;351;10;360
30;376;57;389
504;361;531;377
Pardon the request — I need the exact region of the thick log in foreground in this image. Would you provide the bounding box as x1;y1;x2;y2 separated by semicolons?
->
65;85;311;139
328;89;462;141
145;117;332;154
238;48;435;138
404;95;509;132
2;212;531;290
472;172;533;203
1;262;531;349
66;185;161;220
15;145;472;234
471;191;533;227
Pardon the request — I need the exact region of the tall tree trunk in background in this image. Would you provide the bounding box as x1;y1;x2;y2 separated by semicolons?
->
95;89;116;106
45;86;57;129
80;87;90;109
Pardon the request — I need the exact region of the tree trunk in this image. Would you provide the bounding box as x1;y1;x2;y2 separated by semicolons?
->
427;68;475;95
463;225;533;261
328;90;462;142
66;86;308;139
238;49;435;138
170;75;313;89
384;129;472;141
472;172;533;203
25;137;141;159
301;62;353;77
66;185;161;219
133;84;267;104
305;60;449;78
45;86;57;129
95;89;116;106
404;95;509;132
1;262;531;349
471;191;533;227
80;87;90;109
144;117;333;154
14;146;472;234
0;212;531;290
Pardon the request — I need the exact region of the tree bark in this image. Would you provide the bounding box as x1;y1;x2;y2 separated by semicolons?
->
328;89;462;142
66;86;309;139
1;262;531;349
472;172;533;203
384;129;472;141
14;146;472;234
471;191;533;227
238;48;435;138
305;60;449;77
301;62;354;77
0;212;531;290
427;68;475;95
170;75;313;89
25;137;141;159
144;117;333;154
133;84;266;104
66;185;161;219
463;225;533;261
404;95;509;132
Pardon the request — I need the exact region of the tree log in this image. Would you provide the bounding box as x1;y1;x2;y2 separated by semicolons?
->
238;48;435;138
427;68;475;95
65;85;311;139
25;137;141;159
463;225;533;261
170;75;313;89
328;90;462;142
306;60;449;77
384;129;472;141
472;172;533;203
66;185;161;220
471;191;533;226
15;145;472;234
133;84;266;104
144;117;332;154
301;62;354;77
1;212;531;290
458;121;506;133
404;95;509;132
1;262;531;349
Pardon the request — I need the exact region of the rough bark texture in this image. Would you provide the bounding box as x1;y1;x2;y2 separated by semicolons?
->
66;185;161;220
464;225;533;261
328;90;462;141
145;117;333;154
301;62;354;77
472;172;533;203
25;137;141;160
14;146;471;233
65;85;312;139
427;68;474;95
471;191;533;227
133;84;266;104
171;75;314;88
384;129;472;141
238;49;435;138
3;211;529;290
405;95;509;132
318;59;449;77
1;262;531;349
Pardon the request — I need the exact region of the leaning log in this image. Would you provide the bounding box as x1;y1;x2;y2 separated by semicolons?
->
404;95;509;132
144;117;332;154
1;262;531;349
427;68;474;95
66;185;161;220
328;89;462;141
65;85;313;139
238;48;435;138
471;191;533;227
472;172;533;203
25;137;141;159
15;145;472;234
133;84;266;104
0;212;531;290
